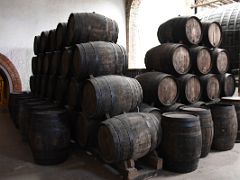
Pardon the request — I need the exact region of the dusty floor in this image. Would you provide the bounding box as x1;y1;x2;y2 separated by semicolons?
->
1;109;240;180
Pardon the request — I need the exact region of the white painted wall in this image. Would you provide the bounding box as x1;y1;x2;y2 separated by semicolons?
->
0;0;126;90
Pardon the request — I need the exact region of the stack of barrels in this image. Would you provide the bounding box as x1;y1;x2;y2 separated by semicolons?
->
135;16;238;173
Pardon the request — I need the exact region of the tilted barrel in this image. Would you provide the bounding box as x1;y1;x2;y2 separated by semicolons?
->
200;74;220;101
136;72;178;106
81;75;143;118
29;109;70;165
189;46;212;75
217;73;235;97
157;16;202;45
178;74;202;104
56;22;67;50
73;41;128;79
180;107;214;158
160;112;202;173
210;104;237;150
201;22;222;48
211;48;229;74
145;43;191;75
98;112;161;163
66;12;118;45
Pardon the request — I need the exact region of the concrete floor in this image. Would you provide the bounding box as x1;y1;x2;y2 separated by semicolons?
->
1;110;240;180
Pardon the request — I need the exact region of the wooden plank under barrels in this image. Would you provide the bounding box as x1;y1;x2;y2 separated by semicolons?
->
160;112;202;173
145;43;191;75
81;75;143;118
73;41;128;79
210;104;238;150
98;112;161;163
157;16;202;45
66;12;119;45
189;46;212;75
136;72;178;107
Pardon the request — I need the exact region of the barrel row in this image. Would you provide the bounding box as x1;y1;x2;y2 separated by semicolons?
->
145;43;229;76
157;16;222;47
34;12;119;55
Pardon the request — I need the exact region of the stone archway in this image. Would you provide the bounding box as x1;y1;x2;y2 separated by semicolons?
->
0;53;22;93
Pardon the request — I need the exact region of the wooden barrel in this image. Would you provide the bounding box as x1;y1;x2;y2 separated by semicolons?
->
66;12;118;45
54;76;70;106
180;107;214;158
134;103;161;120
178;74;202;104
145;43;191;75
75;112;100;147
46;76;57;100
136;72;178;106
217;73;235;97
48;29;56;52
40;76;48;98
56;22;67;50
98;112;161;163
161;112;202;173
42;52;52;75
67;78;83;111
157;16;202;45
210;104;237;150
201;22;222;48
33;35;40;55
221;97;240;143
30;75;36;95
82;75;143;118
32;57;38;75
50;51;62;76
60;47;74;77
73;41;128;79
39;31;50;53
162;103;185;112
37;54;44;75
211;48;229;74
29;109;70;165
189;46;212;75
200;74;220;101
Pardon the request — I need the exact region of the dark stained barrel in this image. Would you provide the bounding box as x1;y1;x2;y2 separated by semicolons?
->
67;78;83;111
29;109;70;165
75;112;100;147
136;72;178;107
56;22;67;50
32;57;38;75
30;75;37;95
221;97;240;143
217;73;235;97
157;16;202;45
189;46;212;75
48;29;56;52
162;103;185;112
60;47;74;77
201;22;222;47
180;107;214;158
178;74;202;104
145;43;191;75
161;112;202;173
211;48;229;74
73;41;128;79
39;31;50;53
33;35;40;55
210;104;237;150
46;76;57;101
54;76;70;106
98;112;161;163
82;75;143;118
42;52;52;75
50;51;62;76
40;75;48;98
200;74;220;101
37;54;44;75
66;12;119;46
